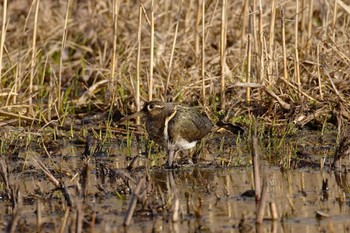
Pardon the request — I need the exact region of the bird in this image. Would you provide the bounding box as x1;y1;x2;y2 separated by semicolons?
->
120;101;213;168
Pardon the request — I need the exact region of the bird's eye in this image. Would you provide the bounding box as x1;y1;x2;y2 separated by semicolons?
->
147;103;156;111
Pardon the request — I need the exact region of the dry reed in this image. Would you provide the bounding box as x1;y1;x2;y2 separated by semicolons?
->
0;0;348;129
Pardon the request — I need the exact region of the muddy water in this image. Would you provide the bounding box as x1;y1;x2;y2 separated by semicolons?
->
1;130;350;232
2;164;350;232
115;168;350;233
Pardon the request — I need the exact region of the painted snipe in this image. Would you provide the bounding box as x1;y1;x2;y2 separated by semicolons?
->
120;101;213;167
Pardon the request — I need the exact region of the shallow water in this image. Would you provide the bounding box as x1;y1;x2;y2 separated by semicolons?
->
1;130;350;232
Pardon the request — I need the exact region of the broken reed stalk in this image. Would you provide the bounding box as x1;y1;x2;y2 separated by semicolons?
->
268;0;276;83
201;0;206;106
0;0;7;90
269;202;278;220
251;123;261;201
111;0;119;102
31;156;72;207
136;5;142;124
317;43;323;99
294;0;301;92
281;8;288;80
123;178;146;226
76;200;83;233
59;207;70;233
172;197;180;222
0;158;20;210
90;212;97;232
36;200;42;232
30;0;39;110
59;0;71;113
165;0;183;98
149;0;154;101
256;177;268;224
81;158;90;198
220;0;227;109
7;206;21;233
0;158;12;200
246;33;252;102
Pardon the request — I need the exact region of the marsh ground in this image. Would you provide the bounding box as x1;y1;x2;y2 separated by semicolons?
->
1;0;350;232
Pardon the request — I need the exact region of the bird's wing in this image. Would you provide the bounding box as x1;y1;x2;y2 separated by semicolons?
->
168;107;213;143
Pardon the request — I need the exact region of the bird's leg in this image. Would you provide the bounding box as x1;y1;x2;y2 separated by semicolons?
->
192;142;203;164
166;149;179;168
167;149;175;167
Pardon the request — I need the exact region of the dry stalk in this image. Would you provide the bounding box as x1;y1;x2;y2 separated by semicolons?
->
111;0;119;104
81;158;90;198
294;105;329;127
256;177;268;224
31;156;73;207
149;0;154;101
123;178;146;226
300;0;306;46
316;43;323;99
264;87;290;110
6;204;22;233
76;200;83;233
337;0;350;14
258;0;264;85
202;0;206;106
0;0;7;90
251;122;261;201
252;0;258;55
220;0;227;109
246;32;252;102
58;0;72;113
76;80;108;105
136;5;142;124
269;202;278;220
332;0;338;41
165;0;183;98
172;197;180;222
280;8;288;81
0;158;18;206
195;0;201;57
306;0;314;54
89;212;97;232
1;158;22;233
59;207;70;233
29;0;40;111
0;109;37;122
36;200;42;232
324;68;346;102
241;0;249;42
268;0;276;83
279;76;316;101
294;0;301;92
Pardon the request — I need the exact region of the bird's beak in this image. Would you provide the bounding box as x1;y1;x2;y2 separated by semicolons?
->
119;110;143;123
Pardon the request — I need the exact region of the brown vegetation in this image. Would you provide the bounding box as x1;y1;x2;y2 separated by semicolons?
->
0;0;349;131
0;1;349;231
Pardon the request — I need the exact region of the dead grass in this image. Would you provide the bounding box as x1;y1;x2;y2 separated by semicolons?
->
0;0;348;132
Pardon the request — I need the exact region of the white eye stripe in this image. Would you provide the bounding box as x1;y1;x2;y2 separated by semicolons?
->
147;103;164;111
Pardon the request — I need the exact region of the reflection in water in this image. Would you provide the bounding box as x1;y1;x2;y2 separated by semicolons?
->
126;167;350;233
3;162;350;232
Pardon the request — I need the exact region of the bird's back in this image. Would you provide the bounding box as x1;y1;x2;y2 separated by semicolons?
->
168;105;213;149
